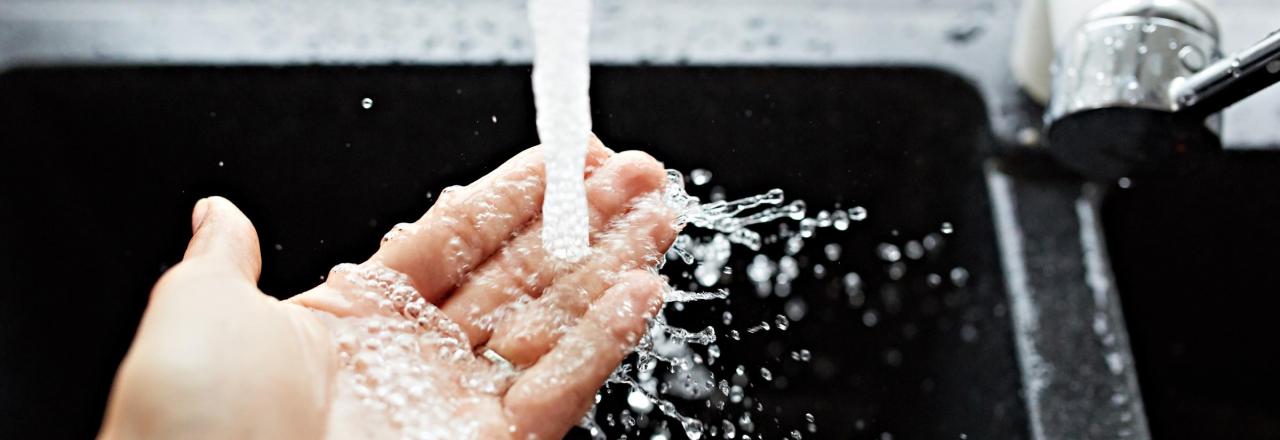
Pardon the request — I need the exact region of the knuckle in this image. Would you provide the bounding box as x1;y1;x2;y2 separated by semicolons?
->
614;151;665;182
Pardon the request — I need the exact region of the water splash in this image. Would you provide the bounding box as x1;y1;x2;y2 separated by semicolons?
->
324;165;849;439
589;168;825;440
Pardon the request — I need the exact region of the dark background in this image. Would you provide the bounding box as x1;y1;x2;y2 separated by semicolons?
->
10;64;1275;439
0;65;1023;439
1104;151;1280;439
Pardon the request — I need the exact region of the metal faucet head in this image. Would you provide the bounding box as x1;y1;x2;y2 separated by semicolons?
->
1086;0;1219;38
1045;0;1223;181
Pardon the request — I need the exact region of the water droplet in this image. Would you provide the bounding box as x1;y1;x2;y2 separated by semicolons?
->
877;243;902;262
799;218;817;238
709;186;726;202
690;168;713;186
950;267;970;287
1124;80;1142;104
722;419;736;439
361;97;373;109
778;256;799;280
960;324;979;342
681;419;705;440
843;272;863;293
746;321;771;333
848;206;868;221
887;262;907;280
785;298;808;321
746;255;776;283
1179;92;1198;106
785;235;804;255
217;161;224;167
940;222;954;234
816;210;832;228
862;310;879;327
904;240;924;260
823;243;842;261
786;200;807;220
831;209;850;230
884;349;903;366
927;273;943;287
695;262;722;287
728;384;744;403
1106;352;1125;374
1111;392;1129;405
628;389;653;413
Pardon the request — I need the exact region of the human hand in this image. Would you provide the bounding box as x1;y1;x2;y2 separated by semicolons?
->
100;139;677;439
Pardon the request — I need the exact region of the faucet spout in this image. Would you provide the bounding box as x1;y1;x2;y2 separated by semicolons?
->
1172;30;1280;118
1043;0;1280;181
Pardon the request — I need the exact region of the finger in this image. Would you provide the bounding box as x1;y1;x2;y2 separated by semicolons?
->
439;151;668;345
290;140;614;317
369;140;613;305
104;198;336;440
502;270;664;440
461;133;613;200
156;196;263;294
484;197;677;366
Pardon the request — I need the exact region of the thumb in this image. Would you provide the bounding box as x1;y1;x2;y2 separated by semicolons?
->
102;198;328;439
179;196;263;283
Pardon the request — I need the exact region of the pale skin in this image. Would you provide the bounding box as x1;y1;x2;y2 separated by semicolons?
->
99;139;678;439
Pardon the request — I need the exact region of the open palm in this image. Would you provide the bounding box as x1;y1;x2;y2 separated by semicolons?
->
101;140;676;440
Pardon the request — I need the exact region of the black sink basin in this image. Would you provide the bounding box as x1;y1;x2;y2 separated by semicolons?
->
0;66;1026;439
1103;153;1280;439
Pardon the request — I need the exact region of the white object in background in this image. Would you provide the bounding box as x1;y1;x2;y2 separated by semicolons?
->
1010;0;1054;103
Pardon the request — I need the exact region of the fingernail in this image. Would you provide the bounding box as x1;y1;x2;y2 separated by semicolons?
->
191;198;212;232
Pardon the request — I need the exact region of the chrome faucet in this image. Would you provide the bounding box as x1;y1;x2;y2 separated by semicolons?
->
1044;0;1280;180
